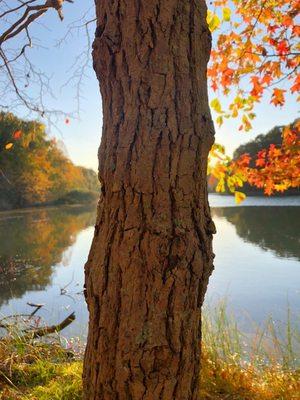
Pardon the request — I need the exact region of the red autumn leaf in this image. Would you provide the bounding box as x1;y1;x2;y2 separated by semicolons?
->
13;130;22;139
211;81;218;91
276;40;289;55
268;25;279;33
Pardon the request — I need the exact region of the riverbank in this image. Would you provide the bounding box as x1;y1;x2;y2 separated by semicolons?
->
1;305;299;400
1;345;298;400
0;190;98;212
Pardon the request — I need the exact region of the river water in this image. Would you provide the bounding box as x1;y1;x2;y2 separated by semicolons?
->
0;195;299;339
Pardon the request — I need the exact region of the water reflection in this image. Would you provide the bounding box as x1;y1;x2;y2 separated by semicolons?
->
212;206;300;260
0;203;299;339
0;206;96;307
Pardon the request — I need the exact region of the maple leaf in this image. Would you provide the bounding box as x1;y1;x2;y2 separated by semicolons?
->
223;7;231;22
264;181;274;196
282;16;293;27
236;153;251;167
268;144;281;158
268;25;279;33
261;74;272;85
211;81;218;91
271;88;286;106
256;158;265;167
291;75;300;93
276;40;289;56
13;130;22;139
292;26;300;36
250;76;263;98
235;191;246;204
210;98;223;113
207;11;221;32
256;149;266;167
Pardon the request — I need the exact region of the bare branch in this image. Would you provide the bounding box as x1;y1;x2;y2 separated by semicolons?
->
0;0;38;20
0;0;95;123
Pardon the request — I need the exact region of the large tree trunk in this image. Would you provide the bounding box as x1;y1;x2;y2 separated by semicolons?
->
83;1;215;399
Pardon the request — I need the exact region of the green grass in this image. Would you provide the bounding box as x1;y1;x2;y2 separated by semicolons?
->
201;301;300;399
0;304;299;399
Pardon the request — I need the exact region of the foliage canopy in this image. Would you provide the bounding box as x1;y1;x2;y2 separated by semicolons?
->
0;112;99;210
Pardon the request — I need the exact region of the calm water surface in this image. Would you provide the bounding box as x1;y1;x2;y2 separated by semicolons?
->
0;195;299;339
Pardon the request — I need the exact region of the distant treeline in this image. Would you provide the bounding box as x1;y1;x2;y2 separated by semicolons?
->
0;112;99;210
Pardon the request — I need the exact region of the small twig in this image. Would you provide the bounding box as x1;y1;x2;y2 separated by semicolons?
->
0;167;11;185
60;273;74;295
24;312;75;338
0;370;22;392
27;302;45;317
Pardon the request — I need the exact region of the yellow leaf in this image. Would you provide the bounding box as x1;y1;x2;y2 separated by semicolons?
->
207;11;221;32
242;114;252;131
216;179;225;193
213;143;225;154
216;115;223;126
232;109;238;118
274;183;288;192
210;98;223;113
5;143;13;150
235;191;246;205
223;7;231;22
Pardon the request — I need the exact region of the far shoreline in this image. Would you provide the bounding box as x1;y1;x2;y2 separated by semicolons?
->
1;193;300;214
0;201;98;215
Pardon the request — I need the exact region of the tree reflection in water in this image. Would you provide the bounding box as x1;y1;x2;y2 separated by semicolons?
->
212;206;300;261
0;206;96;307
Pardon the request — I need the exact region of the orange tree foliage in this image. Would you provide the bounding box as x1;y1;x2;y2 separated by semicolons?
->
0;112;98;208
207;0;300;200
207;0;299;128
208;121;300;202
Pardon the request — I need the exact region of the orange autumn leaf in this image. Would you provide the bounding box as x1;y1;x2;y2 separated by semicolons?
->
235;191;246;205
271;89;286;106
5;143;13;150
291;75;300;93
256;158;265;167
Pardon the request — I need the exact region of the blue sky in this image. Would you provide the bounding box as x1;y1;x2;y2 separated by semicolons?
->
7;1;299;171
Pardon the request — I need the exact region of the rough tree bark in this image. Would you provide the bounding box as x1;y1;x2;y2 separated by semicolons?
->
83;1;216;399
